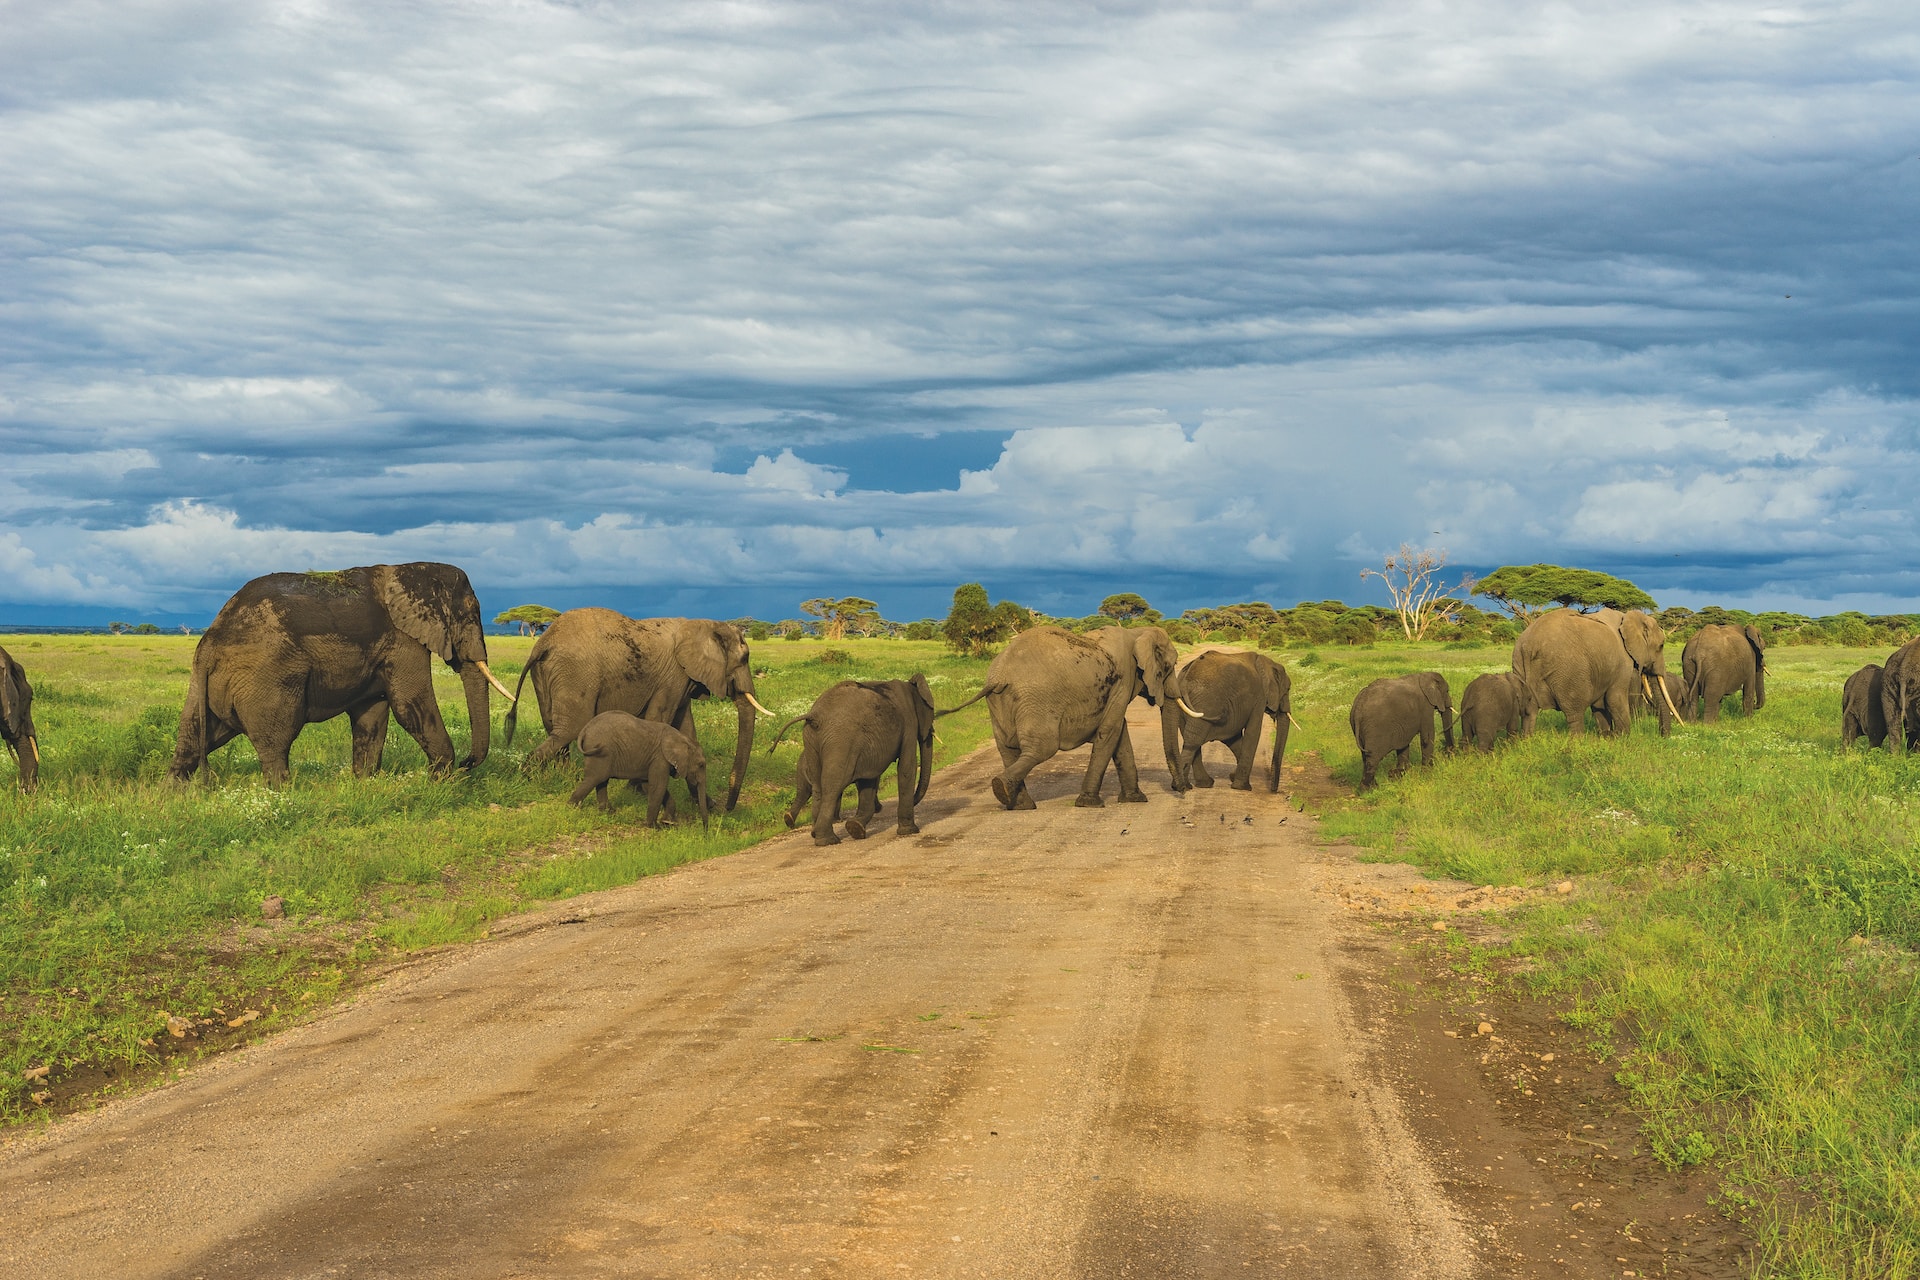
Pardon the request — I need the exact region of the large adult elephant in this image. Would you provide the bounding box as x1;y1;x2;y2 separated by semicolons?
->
1085;626;1187;794
1681;623;1766;723
1172;648;1291;791
504;609;770;811
938;625;1199;810
0;645;39;792
1880;639;1920;753
168;562;514;786
1513;608;1673;737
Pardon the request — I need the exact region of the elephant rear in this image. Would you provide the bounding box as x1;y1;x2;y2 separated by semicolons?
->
1844;663;1887;749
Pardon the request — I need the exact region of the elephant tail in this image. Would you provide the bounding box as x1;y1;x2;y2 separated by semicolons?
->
934;683;1004;718
502;650;539;748
766;714;811;753
196;665;212;784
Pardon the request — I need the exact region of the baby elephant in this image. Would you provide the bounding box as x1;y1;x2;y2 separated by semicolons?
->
1842;663;1887;749
770;675;934;846
1349;672;1454;788
1458;671;1536;752
569;711;710;828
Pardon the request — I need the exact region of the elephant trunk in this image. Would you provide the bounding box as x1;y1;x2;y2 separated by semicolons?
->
915;732;934;805
459;663;491;770
1158;696;1183;789
696;775;711;831
727;695;756;812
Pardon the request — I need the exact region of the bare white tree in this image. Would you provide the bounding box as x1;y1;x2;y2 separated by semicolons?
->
1361;544;1473;641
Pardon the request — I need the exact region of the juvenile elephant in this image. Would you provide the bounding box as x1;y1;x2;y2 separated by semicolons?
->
1349;672;1453;788
570;711;710;828
168;563;514;786
1172;649;1291;791
1682;624;1766;723
938;625;1199;810
1513;609;1668;737
769;675;934;845
1880;639;1920;752
1842;663;1887;749
1458;671;1535;752
505;609;772;811
0;645;39;793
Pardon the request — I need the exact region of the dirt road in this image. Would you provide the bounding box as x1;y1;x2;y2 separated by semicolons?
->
5;711;1506;1277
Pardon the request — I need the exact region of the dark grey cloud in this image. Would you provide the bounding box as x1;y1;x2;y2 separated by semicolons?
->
2;0;1917;619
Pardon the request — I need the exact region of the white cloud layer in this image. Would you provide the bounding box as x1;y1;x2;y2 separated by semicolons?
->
2;0;1918;617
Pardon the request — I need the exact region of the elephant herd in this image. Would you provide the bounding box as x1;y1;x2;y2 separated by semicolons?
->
0;571;1913;823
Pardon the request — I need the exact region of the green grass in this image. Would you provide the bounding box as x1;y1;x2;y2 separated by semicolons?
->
1280;642;1920;1278
0;635;994;1123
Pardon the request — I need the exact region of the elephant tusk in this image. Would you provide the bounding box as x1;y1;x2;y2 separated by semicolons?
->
742;691;773;717
1641;675;1653;702
1176;697;1209;720
27;736;39;764
1659;676;1684;725
475;661;517;703
1287;713;1302;731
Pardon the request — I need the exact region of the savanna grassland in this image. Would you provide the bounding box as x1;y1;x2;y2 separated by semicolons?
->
1275;641;1919;1279
0;635;995;1125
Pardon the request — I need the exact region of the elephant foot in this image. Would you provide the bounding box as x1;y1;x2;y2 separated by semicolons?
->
783;809;799;829
992;776;1015;810
1119;790;1149;804
1192;774;1214;789
896;821;920;836
1014;788;1037;811
845;817;869;840
1230;780;1252;791
813;832;841;847
1074;793;1104;808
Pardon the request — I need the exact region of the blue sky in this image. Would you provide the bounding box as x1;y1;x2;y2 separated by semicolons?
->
3;0;1917;625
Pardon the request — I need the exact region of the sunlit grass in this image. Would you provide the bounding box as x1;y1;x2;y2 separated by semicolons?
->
0;634;994;1124
1278;640;1920;1277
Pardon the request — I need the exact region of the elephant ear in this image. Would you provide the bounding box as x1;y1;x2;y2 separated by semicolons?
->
666;731;706;780
1263;657;1288;715
376;564;458;664
0;655;22;738
1134;631;1169;704
1426;673;1451;712
1743;624;1767;657
909;674;935;741
672;623;731;697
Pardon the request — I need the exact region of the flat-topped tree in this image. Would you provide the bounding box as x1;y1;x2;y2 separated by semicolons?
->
1473;564;1655;618
495;604;560;636
1098;593;1162;625
801;597;883;641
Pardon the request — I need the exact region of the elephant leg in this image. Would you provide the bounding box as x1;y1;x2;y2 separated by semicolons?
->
1700;681;1723;724
994;729;1049;811
527;691;596;768
812;774;846;845
253;729;296;787
1563;704;1586;737
1359;750;1378;789
389;678;457;776
1075;696;1135;808
646;775;671;828
570;760;610;807
349;700;390;777
786;760;815;828
1228;729;1257;790
1111;729;1148;803
1173;737;1201;793
846;781;880;839
1190;744;1216;787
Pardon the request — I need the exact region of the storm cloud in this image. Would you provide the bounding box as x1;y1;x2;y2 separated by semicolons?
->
3;0;1916;620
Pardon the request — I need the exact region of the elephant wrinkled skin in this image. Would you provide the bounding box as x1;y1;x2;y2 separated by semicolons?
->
940;626;1131;811
1349;672;1454;788
1842;663;1888;750
168;563;504;786
1881;639;1920;753
1682;624;1766;723
1084;626;1185;793
1458;671;1535;752
1513;609;1669;737
0;645;39;793
772;676;935;845
1173;649;1291;791
570;711;710;828
505;609;766;811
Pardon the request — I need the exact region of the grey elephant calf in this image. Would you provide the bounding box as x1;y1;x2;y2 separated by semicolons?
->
1842;663;1887;749
1458;671;1535;752
569;711;710;828
0;645;39;793
770;676;934;846
1349;672;1454;788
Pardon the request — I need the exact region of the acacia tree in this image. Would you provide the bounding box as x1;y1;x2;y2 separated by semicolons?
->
1098;592;1160;624
494;604;561;636
1360;544;1471;641
1472;565;1655;618
801;596;883;641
